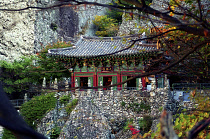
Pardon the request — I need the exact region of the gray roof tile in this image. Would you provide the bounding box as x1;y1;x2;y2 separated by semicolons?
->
48;36;158;58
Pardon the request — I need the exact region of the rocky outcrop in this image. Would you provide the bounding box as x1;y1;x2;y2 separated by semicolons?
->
34;0;60;53
36;104;68;138
59;97;113;139
0;0;36;61
0;0;110;61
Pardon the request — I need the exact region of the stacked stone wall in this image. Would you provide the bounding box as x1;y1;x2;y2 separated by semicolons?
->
37;88;171;138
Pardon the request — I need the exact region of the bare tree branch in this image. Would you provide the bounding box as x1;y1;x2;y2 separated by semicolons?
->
0;0;209;36
131;28;179;42
188;118;210;139
197;0;203;22
160;110;179;139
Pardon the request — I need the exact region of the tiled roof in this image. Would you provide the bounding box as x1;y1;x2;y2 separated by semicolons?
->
48;36;159;58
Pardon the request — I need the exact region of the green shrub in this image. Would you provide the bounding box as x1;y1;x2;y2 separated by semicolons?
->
2;129;16;139
139;116;153;132
50;23;57;31
20;92;57;129
106;7;122;23
122;101;151;113
59;94;71;105
124;119;134;130
139;103;151;112
50;124;61;139
93;15;119;37
121;101;126;107
65;99;78;114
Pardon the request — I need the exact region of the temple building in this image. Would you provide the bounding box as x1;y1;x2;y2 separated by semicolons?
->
48;36;165;90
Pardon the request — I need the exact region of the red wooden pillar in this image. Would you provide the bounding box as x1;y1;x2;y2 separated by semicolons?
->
94;74;97;87
71;73;75;88
142;77;146;89
117;72;121;89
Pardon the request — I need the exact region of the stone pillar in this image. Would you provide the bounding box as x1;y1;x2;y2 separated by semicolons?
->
88;78;91;94
65;79;69;95
75;78;79;94
151;77;156;90
138;78;142;90
54;92;60;124
24;93;28;103
42;77;46;88
54;78;58;90
150;77;156;103
164;74;169;90
111;81;113;93
99;80;103;93
124;82;127;91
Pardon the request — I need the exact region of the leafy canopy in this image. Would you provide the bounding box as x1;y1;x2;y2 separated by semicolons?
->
0;41;72;94
0;56;37;94
35;41;72;84
93;15;119;37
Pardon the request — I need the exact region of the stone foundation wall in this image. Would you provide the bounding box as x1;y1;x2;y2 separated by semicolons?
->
37;88;172;138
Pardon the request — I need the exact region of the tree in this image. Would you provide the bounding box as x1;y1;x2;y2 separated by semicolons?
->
34;41;72;85
93;5;122;37
0;56;37;94
0;41;72;94
93;15;119;37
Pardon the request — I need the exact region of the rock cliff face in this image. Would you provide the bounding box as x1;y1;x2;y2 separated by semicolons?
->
0;0;109;61
0;0;36;61
117;0;168;36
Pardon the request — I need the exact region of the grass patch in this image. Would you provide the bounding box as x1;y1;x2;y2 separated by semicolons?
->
65;99;78;114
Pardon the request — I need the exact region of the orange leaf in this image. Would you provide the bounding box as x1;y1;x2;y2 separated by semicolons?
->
204;30;208;36
167;6;170;10
183;13;186;20
191;90;196;97
170;12;174;16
